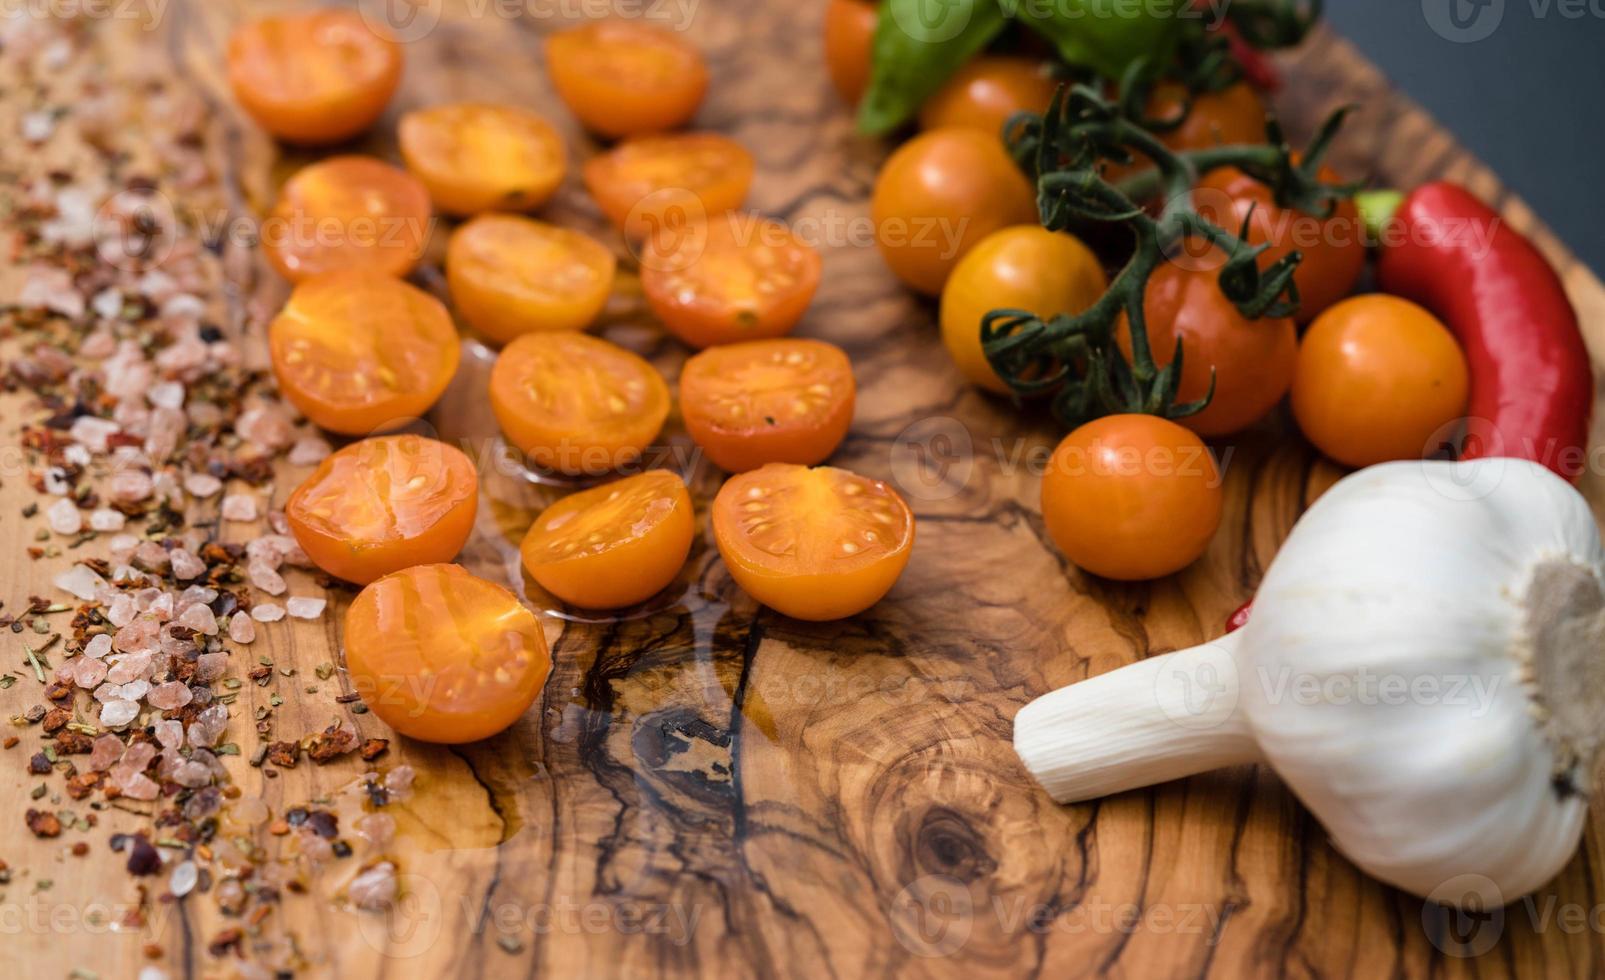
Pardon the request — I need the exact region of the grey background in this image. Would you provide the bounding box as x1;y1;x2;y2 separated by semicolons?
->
1330;0;1605;272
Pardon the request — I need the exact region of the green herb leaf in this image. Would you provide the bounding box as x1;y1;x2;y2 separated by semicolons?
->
856;0;1008;135
1013;0;1184;81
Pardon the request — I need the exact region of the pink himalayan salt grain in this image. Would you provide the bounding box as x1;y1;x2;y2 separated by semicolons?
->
84;634;113;659
46;497;82;535
113;680;150;702
144;406;186;463
71;656;109;689
170;548;205;580
171;760;213;789
131;541;169;572
221;494;258;522
248;560;286;595
288;436;332;466
107;534;140;562
113;619;158;654
250;603;285;623
119;773;160;801
147;681;193;711
195;652;228;683
247;534;309;568
354;812;397;848
53;564;107;601
286;597;326;620
187;704;228;748
177;603;217;636
110;469;154;503
99;699;139;728
183;473;222;498
106;652;153;685
147;381;184;409
228;611;256;644
89;734;124;772
384;765;415;799
69;415;119;453
152;719;183;751
348;862;398;911
236;405;294;451
89;508;126;532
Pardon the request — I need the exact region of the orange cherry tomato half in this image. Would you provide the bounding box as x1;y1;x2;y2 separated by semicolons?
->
1292;295;1470;468
582;133;754;239
287;435;478;585
680;338;855;473
264;156;432;283
447;215;617;343
545;20;708;138
520;470;694;609
823;0;877;105
713;463;914;621
918;56;1058;135
1116;251;1297;437
269;270;461;435
344;563;550;744
1196;164;1366;324
941;225;1107;394
871;127;1037;295
1041;414;1223;581
489;331;670;475
399;102;566;216
226;9;401;146
640;215;823;349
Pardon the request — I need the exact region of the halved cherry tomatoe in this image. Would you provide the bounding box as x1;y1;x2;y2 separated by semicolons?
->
520;470;694;609
286;435;479;586
264;156;432;283
447;215;617;343
713;463;915;621
227;9;402;145
640;215;823;349
582;133;754;239
269;270;461;435
545;20;708;138
489;331;670;475
680;339;855;473
344;563;550;744
399;102;566;216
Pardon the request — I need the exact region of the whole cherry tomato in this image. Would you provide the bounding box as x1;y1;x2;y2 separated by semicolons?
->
447;215;616;343
640;215;823;349
713;463;915;621
871;127;1037;295
227;9;401;145
680;338;856;472
1195;165;1366;324
823;0;877;105
582;133;754;239
1041;414;1223;581
520;470;694;609
545;20;707;138
344;564;550;744
399;102;565;216
287;435;478;585
1116;251;1297;437
1291;294;1469;468
941;225;1107;394
489;331;670;475
1104;82;1267;186
918;56;1058;135
270;271;460;435
264;156;432;283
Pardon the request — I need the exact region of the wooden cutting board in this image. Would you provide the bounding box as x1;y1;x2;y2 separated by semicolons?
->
3;1;1604;977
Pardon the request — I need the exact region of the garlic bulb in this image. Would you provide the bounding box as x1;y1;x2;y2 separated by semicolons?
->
1015;458;1605;905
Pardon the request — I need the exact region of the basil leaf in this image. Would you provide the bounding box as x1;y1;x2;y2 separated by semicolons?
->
1012;0;1184;81
856;0;1008;135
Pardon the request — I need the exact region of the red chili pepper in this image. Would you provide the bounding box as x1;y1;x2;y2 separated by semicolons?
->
1217;22;1281;92
1224;599;1252;634
1375;182;1592;479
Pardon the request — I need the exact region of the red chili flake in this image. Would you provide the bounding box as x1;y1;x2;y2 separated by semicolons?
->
125;834;160;876
27;753;51;775
207;927;244;958
71;842;89;857
40;707;70;734
264;741;300;769
54;731;92;755
24;809;61;838
2;737;17;750
65;771;103;800
359;739;390;762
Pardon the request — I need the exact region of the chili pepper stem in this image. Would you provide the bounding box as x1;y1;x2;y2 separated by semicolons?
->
1354;189;1404;242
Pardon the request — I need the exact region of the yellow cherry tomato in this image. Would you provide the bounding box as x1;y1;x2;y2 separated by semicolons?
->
545;20;708;138
399;102;566;216
447;215;616;343
264;156;432;283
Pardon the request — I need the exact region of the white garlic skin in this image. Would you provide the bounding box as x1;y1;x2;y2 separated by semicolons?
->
1241;459;1600;904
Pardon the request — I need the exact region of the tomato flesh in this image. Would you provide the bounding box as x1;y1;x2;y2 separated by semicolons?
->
287;435;478;585
344;564;550;744
489;331;670;475
227;10;401;145
582;133;754;239
264;156;432;283
269;270;461;435
447;215;617;343
521;470;694;609
399;102;565;216
713;464;915;621
1040;415;1223;581
641;216;822;349
545;20;708;138
681;339;855;472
